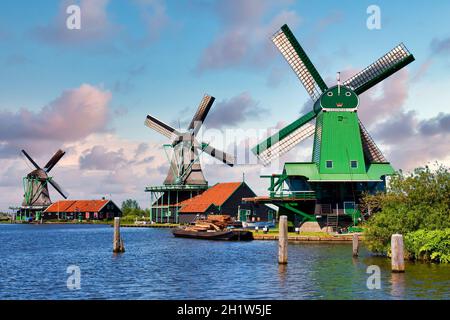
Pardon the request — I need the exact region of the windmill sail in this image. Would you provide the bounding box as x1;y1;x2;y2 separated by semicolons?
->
145;94;235;186
44;149;65;172
189;95;215;135
272;24;328;101
359;121;387;163
145;115;181;140
48;178;68;199
199;143;235;166
252;110;317;165
21;150;41;170
343;43;414;95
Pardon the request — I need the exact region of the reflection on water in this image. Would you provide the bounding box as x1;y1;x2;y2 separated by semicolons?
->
0;224;449;300
391;273;406;299
278;263;288;288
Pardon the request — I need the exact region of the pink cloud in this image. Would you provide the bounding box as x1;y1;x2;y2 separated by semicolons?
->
0;84;111;157
196;0;300;73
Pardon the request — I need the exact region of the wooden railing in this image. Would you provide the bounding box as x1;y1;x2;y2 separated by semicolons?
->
269;191;316;200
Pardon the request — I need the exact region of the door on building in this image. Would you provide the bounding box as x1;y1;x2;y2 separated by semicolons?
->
238;209;251;222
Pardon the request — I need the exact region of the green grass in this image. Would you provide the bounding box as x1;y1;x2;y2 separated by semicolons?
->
125;223;180;228
43;219;111;224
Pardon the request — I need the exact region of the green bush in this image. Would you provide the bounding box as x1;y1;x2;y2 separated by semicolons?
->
363;165;450;260
404;229;450;263
121;199;149;220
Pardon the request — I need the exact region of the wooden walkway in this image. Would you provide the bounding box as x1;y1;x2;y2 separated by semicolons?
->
120;224;179;229
253;233;361;243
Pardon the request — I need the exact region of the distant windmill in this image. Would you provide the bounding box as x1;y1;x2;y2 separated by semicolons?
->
21;149;68;209
145;94;235;186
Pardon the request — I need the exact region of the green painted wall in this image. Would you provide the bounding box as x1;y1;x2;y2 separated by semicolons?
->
316;111;366;174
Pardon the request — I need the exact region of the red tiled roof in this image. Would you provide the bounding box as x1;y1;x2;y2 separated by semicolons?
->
44;200;109;213
179;203;215;213
178;182;242;213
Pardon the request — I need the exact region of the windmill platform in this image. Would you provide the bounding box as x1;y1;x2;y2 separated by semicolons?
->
145;184;208;224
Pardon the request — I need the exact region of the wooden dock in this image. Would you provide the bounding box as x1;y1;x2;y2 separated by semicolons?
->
252;233;361;243
120;223;179;229
119;223;361;242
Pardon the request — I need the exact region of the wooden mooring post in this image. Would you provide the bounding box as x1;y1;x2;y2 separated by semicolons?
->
391;234;404;272
278;216;288;265
113;217;125;253
352;234;359;257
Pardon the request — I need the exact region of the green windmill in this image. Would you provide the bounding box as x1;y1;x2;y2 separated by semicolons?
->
251;25;415;232
20;149;68;221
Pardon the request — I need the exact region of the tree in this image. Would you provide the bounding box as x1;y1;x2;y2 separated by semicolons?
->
363;164;450;255
121;199;141;216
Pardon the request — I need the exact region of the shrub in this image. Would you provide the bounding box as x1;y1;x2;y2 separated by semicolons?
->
404;229;450;263
363;164;450;259
121;199;150;220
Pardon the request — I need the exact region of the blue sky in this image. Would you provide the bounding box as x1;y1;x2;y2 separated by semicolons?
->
0;0;449;210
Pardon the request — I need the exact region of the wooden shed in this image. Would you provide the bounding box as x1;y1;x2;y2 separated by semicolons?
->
177;182;272;224
43;199;122;220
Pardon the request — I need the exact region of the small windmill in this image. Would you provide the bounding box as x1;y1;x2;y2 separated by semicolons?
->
21;149;68;209
250;24;415;229
145;94;235;186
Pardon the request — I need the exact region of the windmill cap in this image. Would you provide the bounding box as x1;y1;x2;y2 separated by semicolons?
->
317;85;359;111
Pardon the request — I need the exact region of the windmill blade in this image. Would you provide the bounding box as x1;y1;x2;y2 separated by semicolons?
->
188;95;215;136
198;143;235;167
145;115;181;140
48;178;68;199
252;110;316;165
44;149;65;173
359;121;387;163
343;43;415;95
21;150;41;170
256;122;316;166
272;24;328;101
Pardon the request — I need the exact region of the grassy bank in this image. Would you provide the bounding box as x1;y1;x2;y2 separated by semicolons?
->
121;223;179;228
252;229;333;238
2;219;112;225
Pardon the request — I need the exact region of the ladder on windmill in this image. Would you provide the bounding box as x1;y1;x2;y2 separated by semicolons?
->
322;204;339;232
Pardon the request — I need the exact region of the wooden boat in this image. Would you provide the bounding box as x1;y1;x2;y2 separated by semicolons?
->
172;228;253;241
172;215;253;241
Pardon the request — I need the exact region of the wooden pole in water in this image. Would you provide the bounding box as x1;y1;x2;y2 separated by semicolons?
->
391;234;404;272
352;234;359;257
113;217;125;253
278;215;288;265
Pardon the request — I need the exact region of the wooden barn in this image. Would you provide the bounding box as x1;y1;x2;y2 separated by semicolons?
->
177;182;273;224
43;199;122;220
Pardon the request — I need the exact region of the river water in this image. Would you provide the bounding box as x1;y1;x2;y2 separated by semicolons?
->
0;224;448;300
